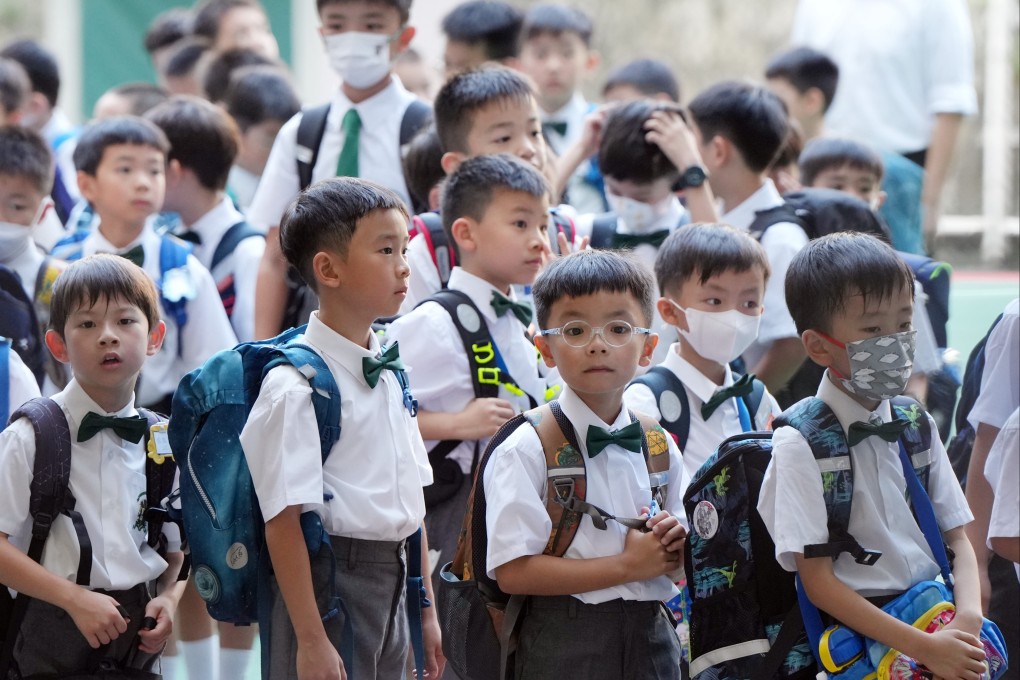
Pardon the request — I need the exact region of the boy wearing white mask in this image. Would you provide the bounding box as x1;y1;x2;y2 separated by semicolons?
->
625;224;781;480
249;0;426;338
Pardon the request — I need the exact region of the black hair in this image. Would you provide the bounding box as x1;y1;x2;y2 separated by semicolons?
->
442;1;523;62
602;58;680;103
401;125;445;214
144;7;194;55
101;82;171;117
203;48;277;103
223;65;300;131
0;39;60;108
441;153;549;239
73;116;170;176
279;177;410;293
316;0;412;24
799;137;884;186
0;125;53;195
599;100;684;184
655;223;770;295
0;58;30;116
193;0;265;41
164;37;212;79
688;80;789;174
770;117;804;172
532;249;655;329
765;47;839;112
146;95;239;191
434;65;535;154
522;4;593;47
785;231;914;335
49;253;162;337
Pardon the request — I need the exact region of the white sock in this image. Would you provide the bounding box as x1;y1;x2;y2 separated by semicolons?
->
177;637;218;680
158;654;180;680
219;647;254;680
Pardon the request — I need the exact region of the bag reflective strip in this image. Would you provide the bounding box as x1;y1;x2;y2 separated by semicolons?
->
816;456;851;473
689;639;772;676
548;467;585;478
912;449;933;468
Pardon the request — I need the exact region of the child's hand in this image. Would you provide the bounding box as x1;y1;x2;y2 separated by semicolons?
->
137;594;175;654
66;588;129;648
458;398;516;439
416;609;446;679
643;509;688;553
297;633;346;680
577;107;606;160
644;110;703;177
540;230;589;268
918;628;986;680
621;526;681;581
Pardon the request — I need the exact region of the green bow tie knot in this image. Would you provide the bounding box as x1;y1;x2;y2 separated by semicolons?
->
585;420;643;458
491;290;533;326
117;244;145;268
613;229;672;250
701;373;756;420
362;342;405;388
543;121;568;137
847;418;909;447
77;411;149;444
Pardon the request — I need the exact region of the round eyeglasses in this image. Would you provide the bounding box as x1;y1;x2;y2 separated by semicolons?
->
538;320;653;348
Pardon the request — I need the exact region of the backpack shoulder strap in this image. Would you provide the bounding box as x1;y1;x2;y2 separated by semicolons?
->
413;212;454;289
633;411;671;512
295;104;331;193
211;220;264;272
138;408;177;558
529;401;587;557
421;289;500;401
630;366;690;449
50;229;91;262
890;396;934;493
549;208;576;254
748;203;807;241
0;339;9;427
741;376;773;431
589;213;618;250
269;342;343;462
399;99;433;147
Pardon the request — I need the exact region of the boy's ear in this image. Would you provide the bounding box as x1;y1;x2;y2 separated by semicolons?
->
147;320;167;357
639;333;658;367
449;216;478;253
656;296;685;330
803;87;827;117
44;329;70;365
77;170;97;204
706;134;731;169
311;250;345;290
395;25;416;53
441;151;465;176
801;329;834;368
584;49;601;74
165;159;185;185
533;334;557;368
873;190;887;210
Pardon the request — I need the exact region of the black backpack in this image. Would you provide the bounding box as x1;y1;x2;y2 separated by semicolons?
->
0;264;46;389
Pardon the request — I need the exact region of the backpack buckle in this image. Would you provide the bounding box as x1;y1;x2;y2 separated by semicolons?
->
552;478;575;503
852;546;883;566
32;512;54;539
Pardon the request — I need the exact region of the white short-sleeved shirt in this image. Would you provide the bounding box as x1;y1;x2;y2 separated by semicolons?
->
625;345;781;478
792;0;978;154
721;180;808;366
985;407;1020;581
968;298;1020;431
757;372;972;596
247;77;417;231
80;227;238;405
910;281;941;375
483;386;690;604
542;94;605;215
227;165;261;215
178;196;266;343
240;312;432;541
0;379;179;590
386;268;554;473
4;348;41;422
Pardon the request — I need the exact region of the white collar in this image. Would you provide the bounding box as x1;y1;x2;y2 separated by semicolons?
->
62;378;139;433
188;195;245;243
817;370;893;437
448;267;524;327
303;311;383;388
542;92;589;126
659;345;734;404
720;179;784;231
328;75;409;125
615;197;686;235
557;385;633;457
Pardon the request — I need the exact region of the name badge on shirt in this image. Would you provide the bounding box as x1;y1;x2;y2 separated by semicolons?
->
147;422;173;464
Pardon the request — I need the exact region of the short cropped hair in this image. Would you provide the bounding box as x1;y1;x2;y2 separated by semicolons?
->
599;100;684;184
316;0;412;25
0;39;60;108
785;231;914;335
49;253;161;337
765;47;840;112
434;65;534;154
280;178;410;293
144;8;194;55
203;48;277;103
532;249;655;329
655;223;770;295
522;4;593;47
442;1;524;62
193;0;265;41
164;37;212;79
602;58;680;103
771;117;804;172
0;125;52;195
0;58;30;116
102;82;171;117
145;95;239;191
441;153;549;239
223;65;300;131
73;116;170;176
688;81;789;174
401;125;445;214
799;137;884;186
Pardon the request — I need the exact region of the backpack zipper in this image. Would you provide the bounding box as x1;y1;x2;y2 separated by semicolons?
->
186;438;216;522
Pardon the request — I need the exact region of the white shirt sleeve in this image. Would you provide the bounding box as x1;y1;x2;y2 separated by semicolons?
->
968;306;1020;430
624;383;662;422
985;409;1019;547
0;417;35;538
7;350;41;416
922;0;979;115
247;112;303;232
226;236;267;343
756;222;809;345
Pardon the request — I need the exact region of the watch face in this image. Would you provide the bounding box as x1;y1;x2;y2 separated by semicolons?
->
683;166;707;188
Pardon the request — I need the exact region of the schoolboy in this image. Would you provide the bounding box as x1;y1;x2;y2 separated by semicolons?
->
601;58;680;104
386;154;557;600
484;248;689;678
519;3;605;214
624;224;780;478
441;0;523;78
757;232;984;679
192;0;279;59
250;0;423;338
764;46;839;142
146;95;264;343
239;177;441;679
0;253;184;677
401;124;444;213
799;137;886;210
56;116;236;413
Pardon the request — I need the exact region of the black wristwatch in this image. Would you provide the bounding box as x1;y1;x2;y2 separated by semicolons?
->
672;165;708;191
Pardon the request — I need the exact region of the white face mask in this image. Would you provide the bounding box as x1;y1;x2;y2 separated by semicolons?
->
606;192;674;233
324;31;398;89
671;301;762;364
0;198;50;261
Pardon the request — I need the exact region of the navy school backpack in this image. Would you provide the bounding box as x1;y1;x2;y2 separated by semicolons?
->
437;400;671;680
683;395;932;680
0;264;46;389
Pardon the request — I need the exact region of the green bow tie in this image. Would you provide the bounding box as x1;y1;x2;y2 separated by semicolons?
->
362;342;405;388
585;420;643;458
117;244;145;268
77;411;149;444
613;229;672;250
701;373;756;420
847;418;909;448
491;290;533;326
543;121;568;137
